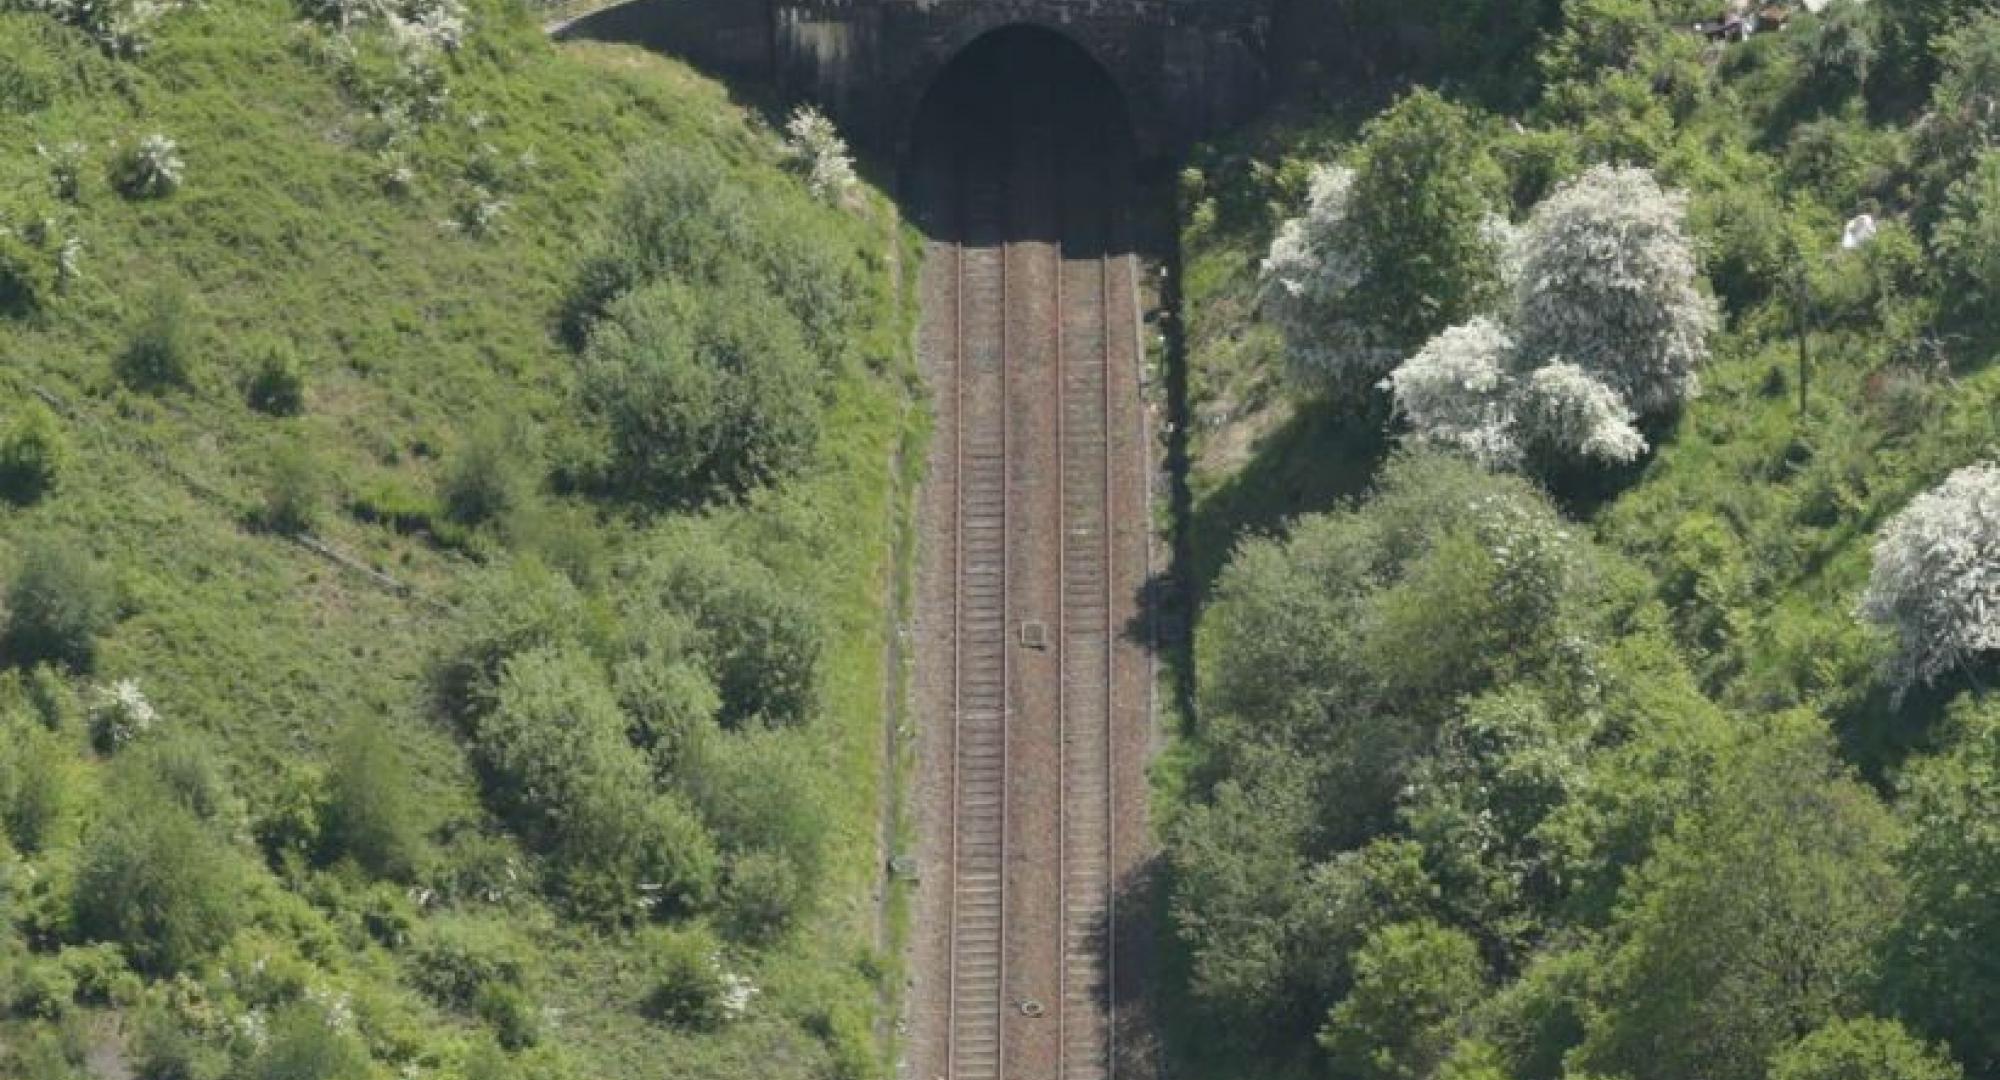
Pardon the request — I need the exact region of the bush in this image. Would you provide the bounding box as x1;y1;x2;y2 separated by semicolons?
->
2;539;113;673
409;915;535;1009
1858;462;2000;690
640;925;742;1029
477;646;718;917
431;557;599;724
258;440;324;535
242;1004;370;1080
87;678;158;752
73;787;244;976
0;403;69;505
245;342;306;416
441;421;530;528
116;282;196;391
111;134;184;199
634;538;822;729
0;726;77;854
322;715;429;880
581;276;820;507
474;981;542;1050
560;147;861;355
781;105;857;205
1933;151;2000;330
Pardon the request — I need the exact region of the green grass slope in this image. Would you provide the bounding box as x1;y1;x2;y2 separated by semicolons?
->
0;2;920;1078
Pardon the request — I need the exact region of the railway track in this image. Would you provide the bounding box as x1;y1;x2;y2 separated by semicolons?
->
948;116;1011;1080
923;64;1135;1080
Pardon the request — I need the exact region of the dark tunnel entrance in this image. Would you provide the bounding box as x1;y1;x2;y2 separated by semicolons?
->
904;24;1137;251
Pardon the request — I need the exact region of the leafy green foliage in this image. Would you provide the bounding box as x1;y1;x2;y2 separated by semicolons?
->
0;404;68;505
1881;699;2000;1075
115;281;196;391
72;783;244;976
1770;1017;1964;1080
1320;921;1487;1080
582;277;820;506
476;645;718;918
321;714;429;880
2;539;112;672
244;341;306;416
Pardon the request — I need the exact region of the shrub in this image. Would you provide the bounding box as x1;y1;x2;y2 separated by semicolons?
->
635;538;822;728
245;343;306;416
1509;165;1716;417
476;646;718;917
2;540;113;673
0;207;60;316
1933;151;2000;329
431;557;598;723
73;787;243;976
1858;462;2000;690
410;915;535;1009
321;715;428;880
560;147;862;355
242;1004;370;1080
0;403;69;504
116;282;196;391
0;726;77;854
473;982;542;1050
581;276;820;507
782;105;858;205
640;925;751;1029
111;134;184;199
88;678;158;752
441;421;529;528
258;441;324;535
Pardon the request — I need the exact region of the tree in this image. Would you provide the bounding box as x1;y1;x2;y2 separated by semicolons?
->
0;404;68;505
1319;920;1487;1080
2;538;113;673
1770;1017;1963;1080
1262;92;1507;397
581;276;820;507
477;645;717;918
322;715;430;881
1879;699;2000;1076
1510;165;1716;418
1933;152;2000;330
1857;462;2000;691
1575;713;1904;1080
74;786;244;976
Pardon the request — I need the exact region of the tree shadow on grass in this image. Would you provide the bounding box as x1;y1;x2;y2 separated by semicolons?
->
1185;397;1390;606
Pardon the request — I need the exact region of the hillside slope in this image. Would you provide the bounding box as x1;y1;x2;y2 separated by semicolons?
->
0;2;920;1078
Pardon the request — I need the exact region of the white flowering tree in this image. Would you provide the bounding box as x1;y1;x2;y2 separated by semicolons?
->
1260;91;1510;398
1260;164;1399;390
782;105;857;206
1382;164;1708;472
1859;462;2000;691
1511;164;1718;416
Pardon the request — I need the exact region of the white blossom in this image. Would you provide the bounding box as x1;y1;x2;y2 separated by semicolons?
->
1259;164;1401;388
718;968;758;1019
1859;462;2000;691
1518;360;1648;464
89;679;158;750
115;134;184;198
1380;318;1521;469
782;105;857;205
1511;165;1717;416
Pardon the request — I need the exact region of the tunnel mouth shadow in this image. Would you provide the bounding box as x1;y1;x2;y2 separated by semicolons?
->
901;23;1137;248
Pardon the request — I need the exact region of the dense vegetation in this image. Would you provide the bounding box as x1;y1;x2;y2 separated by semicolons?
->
1168;2;1999;1080
0;1;919;1078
